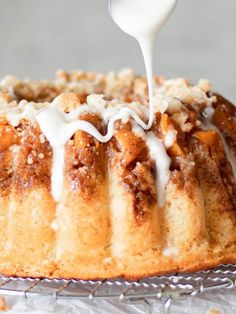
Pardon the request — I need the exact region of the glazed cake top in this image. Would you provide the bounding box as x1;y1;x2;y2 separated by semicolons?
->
0;69;235;205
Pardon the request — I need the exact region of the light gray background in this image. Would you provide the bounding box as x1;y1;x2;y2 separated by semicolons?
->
0;0;235;101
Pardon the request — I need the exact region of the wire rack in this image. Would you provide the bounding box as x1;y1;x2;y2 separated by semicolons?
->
0;265;236;314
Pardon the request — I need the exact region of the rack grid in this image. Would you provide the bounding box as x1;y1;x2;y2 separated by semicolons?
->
0;264;235;314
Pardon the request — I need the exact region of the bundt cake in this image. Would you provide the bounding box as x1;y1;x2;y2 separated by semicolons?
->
0;69;235;279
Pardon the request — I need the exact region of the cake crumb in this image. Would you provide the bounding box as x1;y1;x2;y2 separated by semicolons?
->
7;167;13;175
206;309;221;314
38;153;45;159
9;144;18;154
0;296;10;312
27;155;33;165
198;79;212;93
79;166;88;174
39;134;46;144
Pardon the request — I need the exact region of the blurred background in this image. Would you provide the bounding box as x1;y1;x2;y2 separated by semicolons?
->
0;0;235;101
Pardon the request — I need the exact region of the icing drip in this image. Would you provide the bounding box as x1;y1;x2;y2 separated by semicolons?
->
146;132;171;207
7;101;40;127
132;124;171;207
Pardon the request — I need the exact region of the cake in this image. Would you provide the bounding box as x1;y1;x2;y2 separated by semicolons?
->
0;69;235;280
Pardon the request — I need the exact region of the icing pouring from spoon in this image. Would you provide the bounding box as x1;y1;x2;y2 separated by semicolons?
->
108;0;178;129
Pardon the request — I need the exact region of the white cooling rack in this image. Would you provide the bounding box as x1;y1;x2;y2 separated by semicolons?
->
0;265;235;314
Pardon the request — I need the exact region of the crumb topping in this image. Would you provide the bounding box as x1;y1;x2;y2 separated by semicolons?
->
0;69;234;209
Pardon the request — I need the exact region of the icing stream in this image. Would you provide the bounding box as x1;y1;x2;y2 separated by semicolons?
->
109;0;178;129
146;132;171;207
132;124;173;207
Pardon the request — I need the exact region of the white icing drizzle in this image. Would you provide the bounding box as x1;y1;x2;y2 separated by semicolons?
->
203;108;236;179
37;101;172;202
146;132;171;207
5;97;169;202
109;0;178;129
7;101;40;127
5;86;227;206
4;88;177;204
132;124;172;207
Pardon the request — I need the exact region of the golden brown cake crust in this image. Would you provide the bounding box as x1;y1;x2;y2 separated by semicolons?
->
0;70;235;280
